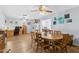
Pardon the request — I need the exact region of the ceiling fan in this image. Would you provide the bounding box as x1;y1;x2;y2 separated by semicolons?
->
31;5;53;13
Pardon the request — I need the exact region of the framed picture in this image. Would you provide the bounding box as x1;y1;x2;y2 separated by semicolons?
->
64;13;70;19
58;17;64;24
53;21;56;25
67;19;72;23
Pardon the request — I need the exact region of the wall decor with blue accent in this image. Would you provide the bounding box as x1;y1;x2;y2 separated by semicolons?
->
58;17;64;24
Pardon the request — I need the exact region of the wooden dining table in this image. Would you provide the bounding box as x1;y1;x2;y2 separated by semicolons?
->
41;32;63;41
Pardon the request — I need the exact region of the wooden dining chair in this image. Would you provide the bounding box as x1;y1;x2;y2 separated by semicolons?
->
43;29;48;36
36;33;44;52
67;35;73;46
49;40;62;53
54;31;62;36
39;38;58;53
40;39;50;53
59;34;69;53
36;32;52;53
31;32;37;48
54;34;73;53
31;32;36;39
47;39;56;53
35;33;52;53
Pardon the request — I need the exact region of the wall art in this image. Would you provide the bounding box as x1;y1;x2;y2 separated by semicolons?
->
53;21;56;25
64;13;70;19
58;17;64;24
67;19;72;23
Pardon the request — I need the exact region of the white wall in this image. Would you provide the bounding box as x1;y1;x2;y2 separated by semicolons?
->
0;9;5;29
5;16;28;29
5;18;21;29
54;7;79;38
51;7;79;45
41;19;52;30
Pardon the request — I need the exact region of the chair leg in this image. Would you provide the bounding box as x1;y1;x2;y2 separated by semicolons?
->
35;44;41;53
54;46;61;53
61;47;67;53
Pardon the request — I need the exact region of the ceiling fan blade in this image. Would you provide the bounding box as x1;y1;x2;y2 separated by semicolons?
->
31;10;38;12
46;10;53;13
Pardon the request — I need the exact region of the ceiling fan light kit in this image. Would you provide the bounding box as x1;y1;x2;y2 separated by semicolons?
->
31;5;53;15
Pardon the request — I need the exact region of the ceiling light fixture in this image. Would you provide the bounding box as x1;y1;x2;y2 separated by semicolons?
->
31;5;53;15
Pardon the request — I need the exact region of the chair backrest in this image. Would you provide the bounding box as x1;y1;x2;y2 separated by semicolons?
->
49;30;53;34
62;34;69;45
31;32;36;40
31;32;36;39
36;33;42;43
36;33;41;38
44;39;50;45
54;31;62;37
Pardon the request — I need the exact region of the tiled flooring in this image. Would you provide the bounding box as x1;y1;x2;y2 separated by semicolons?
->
5;34;79;53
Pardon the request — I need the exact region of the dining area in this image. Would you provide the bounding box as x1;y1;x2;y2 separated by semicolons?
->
31;29;73;53
0;5;79;53
0;0;79;59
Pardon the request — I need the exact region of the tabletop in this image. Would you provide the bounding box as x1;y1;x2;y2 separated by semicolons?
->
41;33;63;41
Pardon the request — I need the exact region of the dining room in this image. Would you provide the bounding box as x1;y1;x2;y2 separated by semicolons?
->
0;5;79;53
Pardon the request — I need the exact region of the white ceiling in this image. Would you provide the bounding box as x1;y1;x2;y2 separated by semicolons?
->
0;5;79;19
